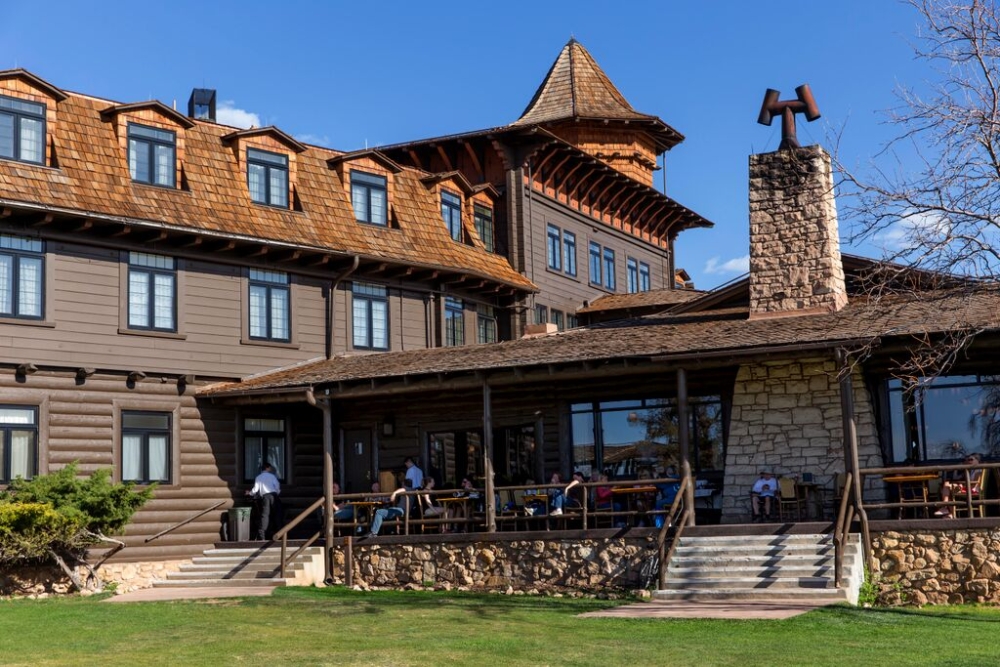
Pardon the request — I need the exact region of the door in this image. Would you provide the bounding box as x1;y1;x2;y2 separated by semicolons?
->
343;428;374;493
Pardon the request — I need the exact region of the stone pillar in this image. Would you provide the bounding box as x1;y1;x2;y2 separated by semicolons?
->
748;145;847;318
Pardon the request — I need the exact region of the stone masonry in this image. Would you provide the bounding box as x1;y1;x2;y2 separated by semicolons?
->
749;145;848;317
721;356;883;522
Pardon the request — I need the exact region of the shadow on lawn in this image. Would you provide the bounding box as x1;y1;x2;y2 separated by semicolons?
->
814;604;1000;625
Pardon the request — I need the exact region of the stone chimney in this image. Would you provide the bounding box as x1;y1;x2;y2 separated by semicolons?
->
748;145;847;318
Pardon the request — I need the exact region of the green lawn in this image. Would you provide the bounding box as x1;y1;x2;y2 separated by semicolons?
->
3;588;999;666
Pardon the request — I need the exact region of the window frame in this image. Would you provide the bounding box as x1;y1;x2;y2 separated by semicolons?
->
0;94;46;165
603;247;616;291
248;269;291;343
247;147;289;208
474;205;494;253
444;296;465;347
127;252;177;332
589;241;602;286
0;405;38;484
0;234;44;321
441;190;463;242
351;281;389;350
120;410;172;485
476;304;497;344
242;416;288;483
563;231;577;277
546;224;562;271
350;169;388;226
627;257;639;294
127;123;176;188
535;304;548;325
551;309;565;330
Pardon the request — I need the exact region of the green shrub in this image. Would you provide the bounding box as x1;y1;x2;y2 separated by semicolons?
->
0;501;81;564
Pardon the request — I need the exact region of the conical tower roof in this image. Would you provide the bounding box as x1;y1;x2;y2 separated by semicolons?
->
512;39;683;150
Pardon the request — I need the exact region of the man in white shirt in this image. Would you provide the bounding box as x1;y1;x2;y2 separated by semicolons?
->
250;463;282;540
751;470;778;522
403;457;423;491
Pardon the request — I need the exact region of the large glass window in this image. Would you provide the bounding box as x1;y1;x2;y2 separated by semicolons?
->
639;262;651;292
128;123;176;187
121;411;170;484
442;191;463;241
563;231;577;277
546;224;562;271
0;406;37;483
247;148;289;208
589;242;602;286
0;94;45;165
477;304;497;344
474;205;494;253
0;234;43;320
352;282;388;350
248;269;290;342
551;309;564;330
244;417;285;481
887;375;1000;463
128;252;175;331
603;247;616;291
350;170;387;225
444;296;464;346
627;257;639;293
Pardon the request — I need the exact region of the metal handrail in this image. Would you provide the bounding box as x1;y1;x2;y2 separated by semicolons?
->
656;475;691;589
144;500;226;543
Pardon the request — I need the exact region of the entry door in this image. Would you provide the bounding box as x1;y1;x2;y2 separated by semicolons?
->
343;429;374;494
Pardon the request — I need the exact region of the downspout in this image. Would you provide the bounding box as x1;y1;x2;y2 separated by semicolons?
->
326;256;360;359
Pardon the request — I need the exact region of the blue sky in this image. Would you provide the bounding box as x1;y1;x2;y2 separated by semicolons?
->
1;0;925;289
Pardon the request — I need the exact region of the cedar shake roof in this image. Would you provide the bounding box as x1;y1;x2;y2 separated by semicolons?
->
0;76;534;292
577;288;705;315
512;39;684;150
201;285;1000;397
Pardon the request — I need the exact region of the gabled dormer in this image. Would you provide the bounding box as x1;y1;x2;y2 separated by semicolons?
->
420;171;497;248
222;126;306;210
327;150;403;228
0;69;67;168
100;101;195;189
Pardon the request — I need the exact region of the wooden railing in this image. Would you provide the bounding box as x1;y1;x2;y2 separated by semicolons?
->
144;500;226;544
274;497;323;579
859;462;1000;518
656;475;692;589
832;472;854;587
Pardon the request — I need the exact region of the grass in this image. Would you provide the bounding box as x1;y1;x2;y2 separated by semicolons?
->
3;588;1000;666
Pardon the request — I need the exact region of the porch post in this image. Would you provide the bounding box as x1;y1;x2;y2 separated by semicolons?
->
483;379;497;532
836;350;862;501
321;400;335;582
677;367;695;526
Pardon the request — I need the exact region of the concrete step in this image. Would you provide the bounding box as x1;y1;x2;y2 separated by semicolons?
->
165;569;286;580
188;556;305;567
201;547;322;558
677;534;836;547
667;565;836;578
178;562;305;573
669;554;851;567
653;587;848;602
662;576;836;591
152;578;288;588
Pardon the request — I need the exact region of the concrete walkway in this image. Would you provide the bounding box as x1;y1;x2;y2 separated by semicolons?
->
104;586;280;603
579;598;839;619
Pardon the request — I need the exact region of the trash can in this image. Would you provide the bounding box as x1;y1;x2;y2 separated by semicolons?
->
228;506;252;542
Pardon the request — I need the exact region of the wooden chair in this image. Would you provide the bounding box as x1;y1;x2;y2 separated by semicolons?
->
778;477;802;521
953;468;989;518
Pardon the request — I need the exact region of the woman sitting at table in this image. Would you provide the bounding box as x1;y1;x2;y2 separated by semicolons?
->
418;478;446;521
935;453;983;518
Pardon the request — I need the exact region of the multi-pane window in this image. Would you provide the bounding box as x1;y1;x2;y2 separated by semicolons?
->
566;314;579;329
444;296;465;346
477;304;497;344
243;417;285;481
0;406;37;483
128;252;176;332
546;224;562;271
535;304;548;325
442;191;463;241
474;205;494;253
627;257;639;294
589;242;602;286
247;148;289;208
248;269;290;342
563;231;577;276
639;262;651;292
603;247;616;290
552;309;565;330
121;411;170;484
350;170;387;226
352;282;388;350
0;234;43;320
0;94;45;165
128;123;176;187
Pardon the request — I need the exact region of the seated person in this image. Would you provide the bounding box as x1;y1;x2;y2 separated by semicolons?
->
321;482;361;533
594;473;615;511
654;466;681;513
418;478;447;521
362;486;411;538
751;470;778;522
547;472;583;516
936;453;983;518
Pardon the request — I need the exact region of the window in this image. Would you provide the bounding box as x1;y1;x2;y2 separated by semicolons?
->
535;304;548;325
639;262;651;292
350;170;387;225
128;123;176;187
352;282;388;350
128;252;176;332
475;205;494;253
627;257;639;293
244;417;285;481
0;406;37;483
589;242;602;286
0;94;45;165
248;269;290;342
247;148;289;208
566;314;579;329
444;296;464;346
121;411;170;484
0;234;43;320
603;247;616;291
563;231;577;276
552;309;564;330
546;224;562;271
442;191;463;241
477;304;497;344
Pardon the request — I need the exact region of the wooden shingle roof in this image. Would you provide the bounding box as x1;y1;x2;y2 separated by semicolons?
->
577;288;705;315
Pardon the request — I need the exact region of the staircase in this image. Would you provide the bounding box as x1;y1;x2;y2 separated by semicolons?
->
655;532;863;605
152;543;325;589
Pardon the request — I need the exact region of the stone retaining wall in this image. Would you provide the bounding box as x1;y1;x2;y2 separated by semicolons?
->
1;558;189;598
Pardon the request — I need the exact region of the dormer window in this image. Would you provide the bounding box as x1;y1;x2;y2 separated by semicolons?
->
441;191;462;241
0;94;45;165
128;123;176;187
248;148;289;208
351;170;387;226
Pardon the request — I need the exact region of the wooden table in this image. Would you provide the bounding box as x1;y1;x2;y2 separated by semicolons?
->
884;473;938;519
613;486;657;525
437;495;475;531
